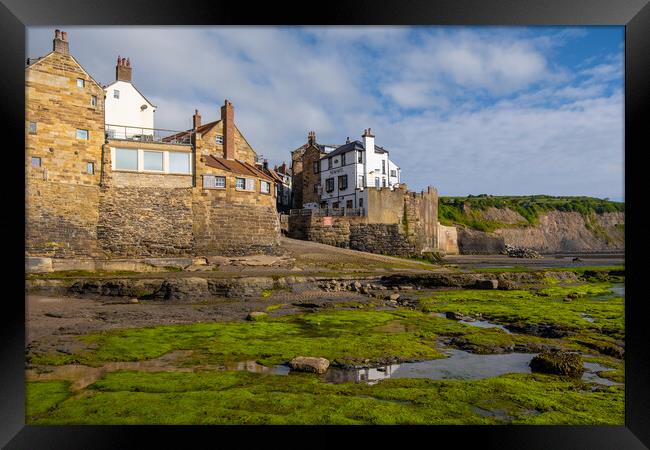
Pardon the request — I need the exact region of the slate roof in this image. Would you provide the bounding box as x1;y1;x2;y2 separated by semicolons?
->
204;155;274;182
317;140;390;161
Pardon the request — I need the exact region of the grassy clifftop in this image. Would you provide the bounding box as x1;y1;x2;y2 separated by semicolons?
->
439;195;624;232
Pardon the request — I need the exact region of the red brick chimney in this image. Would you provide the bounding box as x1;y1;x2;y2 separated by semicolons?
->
280;161;287;174
53;29;69;55
116;56;132;82
221;99;235;160
307;131;316;145
192;109;201;129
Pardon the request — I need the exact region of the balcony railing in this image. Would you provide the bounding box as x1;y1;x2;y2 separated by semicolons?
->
289;207;365;217
105;124;192;145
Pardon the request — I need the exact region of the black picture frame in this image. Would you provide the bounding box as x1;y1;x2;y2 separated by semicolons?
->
1;0;648;447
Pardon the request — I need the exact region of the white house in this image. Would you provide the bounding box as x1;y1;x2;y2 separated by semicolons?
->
318;128;401;211
104;56;157;140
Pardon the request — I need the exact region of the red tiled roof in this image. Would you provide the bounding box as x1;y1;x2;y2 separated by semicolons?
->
204;155;275;182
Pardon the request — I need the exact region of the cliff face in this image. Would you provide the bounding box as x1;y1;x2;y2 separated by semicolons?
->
456;209;624;254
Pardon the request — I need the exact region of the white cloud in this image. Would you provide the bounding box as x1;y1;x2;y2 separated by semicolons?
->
26;26;624;199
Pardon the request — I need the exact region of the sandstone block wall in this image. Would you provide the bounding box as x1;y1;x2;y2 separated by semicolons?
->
193;201;280;256
97;187;194;257
349;224;415;256
26;180;103;258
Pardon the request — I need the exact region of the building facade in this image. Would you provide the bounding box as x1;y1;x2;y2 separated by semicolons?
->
26;30;280;263
290;131;339;209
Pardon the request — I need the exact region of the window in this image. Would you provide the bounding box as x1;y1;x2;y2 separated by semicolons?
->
113;89;120;99
338;175;348;190
332;202;339;209
236;178;255;191
169;152;191;174
76;129;88;140
203;175;226;189
358;175;364;188
114;148;138;170
143;151;163;171
325;178;334;193
86;162;94;174
382;160;386;174
31;156;41;167
327;158;332;169
346;200;353;208
76;78;84;88
313;161;319;174
375;177;380;188
313;184;318;193
261;180;270;194
359;198;364;208
341;153;346;165
382;178;386;187
216;135;223;145
28;122;37;135
358;152;363;163
91;96;97;107
390;169;396;177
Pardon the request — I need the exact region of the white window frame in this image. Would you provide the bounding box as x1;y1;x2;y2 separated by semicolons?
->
203;175;226;189
216;135;224;144
87;162;94;174
76;78;85;88
31;156;41;167
261;180;270;194
113;89;120;99
142;150;164;173
76;129;89;140
111;148;193;175
91;95;97;107
168;152;192;175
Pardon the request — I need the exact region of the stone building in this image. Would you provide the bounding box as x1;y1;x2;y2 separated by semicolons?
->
26;30;280;266
290;131;339;209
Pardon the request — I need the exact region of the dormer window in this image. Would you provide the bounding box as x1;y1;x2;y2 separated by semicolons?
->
216;135;223;145
113;89;120;99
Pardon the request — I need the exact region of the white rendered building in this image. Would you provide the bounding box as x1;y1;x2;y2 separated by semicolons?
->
318;128;401;211
104;56;157;140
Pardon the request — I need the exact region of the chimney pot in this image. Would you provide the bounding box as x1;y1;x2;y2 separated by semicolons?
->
53;29;69;54
116;56;132;82
192;109;201;129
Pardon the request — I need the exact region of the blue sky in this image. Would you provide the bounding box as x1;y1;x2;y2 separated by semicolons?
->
27;26;624;201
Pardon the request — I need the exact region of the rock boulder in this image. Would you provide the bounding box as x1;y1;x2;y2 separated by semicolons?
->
289;356;330;374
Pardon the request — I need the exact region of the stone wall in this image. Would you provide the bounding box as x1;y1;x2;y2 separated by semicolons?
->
97;187;194;257
349;224;416;256
437;224;459;255
26;180;103;258
192;201;280;256
288;185;447;257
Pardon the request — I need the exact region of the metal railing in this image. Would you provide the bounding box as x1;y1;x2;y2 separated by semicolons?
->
289;207;365;217
105;124;192;145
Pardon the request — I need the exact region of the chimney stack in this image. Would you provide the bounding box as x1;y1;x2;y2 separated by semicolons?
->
116;55;133;82
192;109;201;129
221;99;235;160
280;161;287;174
362;128;375;153
53;29;69;55
307;131;316;145
263;159;269;170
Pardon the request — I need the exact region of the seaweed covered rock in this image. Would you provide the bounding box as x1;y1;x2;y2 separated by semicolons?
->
530;350;584;377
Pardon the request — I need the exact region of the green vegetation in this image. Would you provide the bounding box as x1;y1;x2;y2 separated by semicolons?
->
26;381;71;418
26;371;623;425
438;195;624;231
26;279;624;425
27;270;139;280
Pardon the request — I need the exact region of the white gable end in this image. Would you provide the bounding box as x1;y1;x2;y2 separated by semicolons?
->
104;81;156;133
